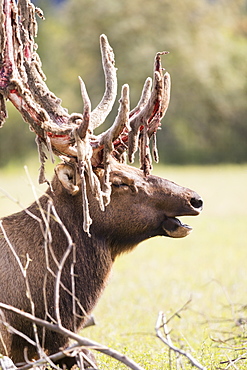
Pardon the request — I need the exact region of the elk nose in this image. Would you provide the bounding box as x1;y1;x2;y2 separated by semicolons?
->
190;197;203;211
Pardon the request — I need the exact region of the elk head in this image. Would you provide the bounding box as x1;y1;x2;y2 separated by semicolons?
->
53;158;202;260
0;0;203;237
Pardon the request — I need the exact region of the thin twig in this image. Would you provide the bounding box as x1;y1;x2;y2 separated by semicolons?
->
155;311;207;370
18;342;97;370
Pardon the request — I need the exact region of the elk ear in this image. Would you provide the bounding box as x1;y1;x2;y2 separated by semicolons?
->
55;164;80;195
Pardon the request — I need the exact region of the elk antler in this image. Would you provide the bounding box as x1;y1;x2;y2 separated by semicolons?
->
0;0;171;234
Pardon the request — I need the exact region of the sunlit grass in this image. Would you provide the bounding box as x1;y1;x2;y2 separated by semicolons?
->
0;162;247;369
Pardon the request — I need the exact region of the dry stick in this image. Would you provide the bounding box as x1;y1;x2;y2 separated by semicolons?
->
42;199;59;332
165;297;192;326
42;201;90;322
1;185;97;369
0;311;10;357
23;165;67;330
223;353;247;370
75;349;98;370
0;356;17;370
0;310;58;369
1;310;95;370
0;309;38;351
2;168;90;336
18;342;97;370
225;354;238;370
49;203;75;327
71;242;77;334
49;201;91;322
1;175;89;325
155;311;207;370
0;303;145;370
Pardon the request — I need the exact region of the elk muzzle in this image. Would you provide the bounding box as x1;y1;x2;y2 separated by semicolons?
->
161;192;203;238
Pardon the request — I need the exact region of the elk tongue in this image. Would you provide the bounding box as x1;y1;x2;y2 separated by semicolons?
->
162;217;192;238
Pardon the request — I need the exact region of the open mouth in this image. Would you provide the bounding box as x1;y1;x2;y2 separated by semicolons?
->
162;217;193;238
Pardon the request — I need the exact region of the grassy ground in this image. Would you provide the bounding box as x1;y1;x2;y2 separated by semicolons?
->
0;162;247;369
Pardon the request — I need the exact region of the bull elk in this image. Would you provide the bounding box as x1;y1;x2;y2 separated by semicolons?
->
0;0;203;368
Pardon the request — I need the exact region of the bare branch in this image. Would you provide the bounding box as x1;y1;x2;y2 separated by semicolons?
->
155;311;207;370
0;355;17;370
50;205;74;327
0;309;58;369
0;303;146;370
18;342;98;370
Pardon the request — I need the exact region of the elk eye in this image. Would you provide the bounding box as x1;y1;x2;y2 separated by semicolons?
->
112;177;129;189
112;181;128;189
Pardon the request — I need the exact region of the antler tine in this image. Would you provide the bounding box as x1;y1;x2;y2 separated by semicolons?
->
97;84;130;205
128;70;163;164
148;71;171;138
77;76;91;139
128;77;152;163
129;77;152;118
128;52;171;174
147;70;171;166
98;84;130;147
161;71;171;118
152;52;171;126
90;34;118;130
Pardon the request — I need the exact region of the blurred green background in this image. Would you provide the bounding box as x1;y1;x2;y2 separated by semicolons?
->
0;0;246;167
1;2;247;366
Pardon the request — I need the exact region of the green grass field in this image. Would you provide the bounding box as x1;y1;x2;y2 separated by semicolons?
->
0;162;247;369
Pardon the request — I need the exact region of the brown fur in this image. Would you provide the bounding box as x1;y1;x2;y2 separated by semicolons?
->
0;161;202;363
